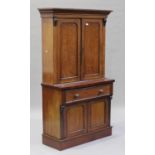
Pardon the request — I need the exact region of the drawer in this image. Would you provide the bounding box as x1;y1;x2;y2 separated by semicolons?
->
65;84;112;103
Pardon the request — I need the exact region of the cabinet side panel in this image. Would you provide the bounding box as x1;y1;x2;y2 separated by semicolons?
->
42;87;61;138
102;21;105;77
42;18;55;84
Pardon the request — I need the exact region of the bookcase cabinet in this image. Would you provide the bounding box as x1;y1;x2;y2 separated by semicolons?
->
39;8;115;150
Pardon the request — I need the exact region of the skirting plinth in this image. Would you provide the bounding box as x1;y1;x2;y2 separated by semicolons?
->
43;127;112;151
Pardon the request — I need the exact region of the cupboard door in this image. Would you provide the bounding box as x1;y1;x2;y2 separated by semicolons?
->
81;19;104;80
88;98;110;131
64;103;87;137
57;19;81;83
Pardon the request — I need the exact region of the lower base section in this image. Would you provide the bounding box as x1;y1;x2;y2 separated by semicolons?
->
43;127;112;150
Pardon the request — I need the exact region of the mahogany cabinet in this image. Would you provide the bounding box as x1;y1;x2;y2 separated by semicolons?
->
39;8;115;150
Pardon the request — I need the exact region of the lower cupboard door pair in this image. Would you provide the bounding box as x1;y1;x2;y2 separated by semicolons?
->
63;98;110;138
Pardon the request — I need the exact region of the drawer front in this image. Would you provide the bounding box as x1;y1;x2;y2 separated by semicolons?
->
65;84;112;103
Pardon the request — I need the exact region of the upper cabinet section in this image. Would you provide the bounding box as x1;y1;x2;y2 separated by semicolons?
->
39;8;112;84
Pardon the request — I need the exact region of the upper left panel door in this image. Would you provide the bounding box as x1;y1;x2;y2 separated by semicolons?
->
56;19;81;83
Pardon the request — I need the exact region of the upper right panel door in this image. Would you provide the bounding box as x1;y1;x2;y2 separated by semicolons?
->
81;19;105;80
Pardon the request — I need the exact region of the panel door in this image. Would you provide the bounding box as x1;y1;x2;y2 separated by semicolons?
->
57;19;81;83
64;103;87;137
81;19;104;80
88;98;110;131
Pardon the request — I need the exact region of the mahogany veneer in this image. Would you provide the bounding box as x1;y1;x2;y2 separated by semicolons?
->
39;8;115;150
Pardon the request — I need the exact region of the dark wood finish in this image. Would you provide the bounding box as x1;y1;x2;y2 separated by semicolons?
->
43;127;112;150
39;8;114;150
88;98;110;132
65;84;112;103
41;80;113;149
63;102;87;137
42;87;62;138
39;8;112;16
57;19;81;83
39;8;111;84
42;18;55;84
42;78;115;90
81;19;104;80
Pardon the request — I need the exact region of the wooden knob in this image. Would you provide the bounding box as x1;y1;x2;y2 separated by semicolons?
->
99;89;104;93
74;93;80;98
85;23;89;26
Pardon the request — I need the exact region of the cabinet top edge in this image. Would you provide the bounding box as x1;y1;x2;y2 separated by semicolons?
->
38;8;112;15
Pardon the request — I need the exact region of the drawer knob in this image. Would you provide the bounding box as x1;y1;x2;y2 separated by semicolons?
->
99;89;104;94
74;93;80;99
85;22;89;26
